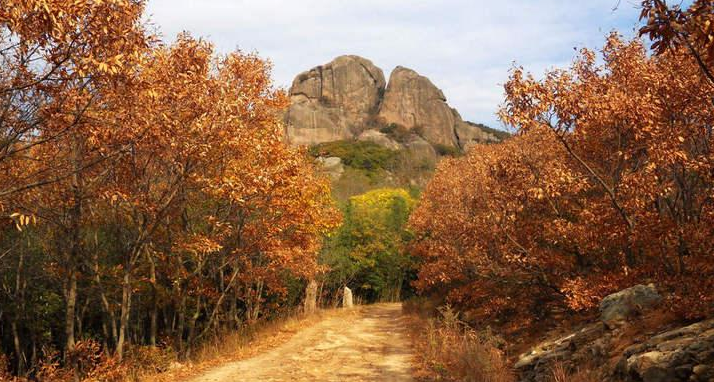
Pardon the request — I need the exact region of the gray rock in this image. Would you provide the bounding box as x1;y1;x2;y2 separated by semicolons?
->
406;136;438;167
454;118;499;151
315;156;344;180
615;319;714;382
357;129;403;150
600;284;662;328
284;56;504;152
285;102;353;145
515;321;606;381
516;285;713;382
285;56;385;146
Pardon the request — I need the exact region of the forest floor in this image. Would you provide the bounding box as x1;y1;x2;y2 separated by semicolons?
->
187;303;414;382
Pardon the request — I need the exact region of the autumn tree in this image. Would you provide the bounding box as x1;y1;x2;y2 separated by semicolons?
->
0;3;338;379
411;132;585;325
0;0;148;206
639;0;714;83
0;0;149;375
412;34;714;327
79;34;339;360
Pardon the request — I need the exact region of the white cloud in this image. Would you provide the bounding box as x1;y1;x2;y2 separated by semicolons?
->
144;0;642;127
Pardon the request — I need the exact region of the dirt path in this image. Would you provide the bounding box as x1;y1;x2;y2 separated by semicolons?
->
190;303;414;382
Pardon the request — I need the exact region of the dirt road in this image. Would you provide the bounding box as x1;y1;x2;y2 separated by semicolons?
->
190;303;414;382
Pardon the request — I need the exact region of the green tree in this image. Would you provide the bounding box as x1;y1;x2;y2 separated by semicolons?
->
320;188;416;303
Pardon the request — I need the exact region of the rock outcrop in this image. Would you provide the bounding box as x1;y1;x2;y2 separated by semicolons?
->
406;136;438;166
377;66;459;147
284;56;502;151
455;120;500;151
599;284;662;329
285;55;385;146
615;319;714;382
515;321;607;382
515;285;712;382
356;130;402;150
315;157;344;181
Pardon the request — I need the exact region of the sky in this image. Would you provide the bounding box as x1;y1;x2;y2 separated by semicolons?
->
144;0;645;129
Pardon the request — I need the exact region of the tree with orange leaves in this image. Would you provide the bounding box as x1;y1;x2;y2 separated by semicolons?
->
0;3;339;379
639;0;714;84
82;34;338;360
0;1;150;372
412;33;714;327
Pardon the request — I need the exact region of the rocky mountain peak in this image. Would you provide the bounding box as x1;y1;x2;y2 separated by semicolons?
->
378;65;458;147
284;55;502;152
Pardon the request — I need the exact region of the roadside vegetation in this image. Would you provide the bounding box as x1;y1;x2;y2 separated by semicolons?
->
309;140;433;200
0;1;339;380
405;1;714;380
1;0;713;381
319;188;417;305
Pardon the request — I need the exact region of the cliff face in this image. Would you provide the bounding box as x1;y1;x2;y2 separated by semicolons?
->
284;55;502;152
284;55;385;146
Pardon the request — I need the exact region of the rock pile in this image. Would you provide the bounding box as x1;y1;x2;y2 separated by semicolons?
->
515;284;714;382
615;319;714;382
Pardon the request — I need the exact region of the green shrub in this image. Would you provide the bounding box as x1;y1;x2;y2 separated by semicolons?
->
433;143;462;157
309;140;398;171
379;123;413;143
412;125;426;138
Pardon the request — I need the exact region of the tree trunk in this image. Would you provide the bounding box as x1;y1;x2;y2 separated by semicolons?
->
317;280;324;309
13;249;26;375
185;297;202;359
149;255;158;346
65;135;83;381
64;269;79;382
11;320;23;376
176;295;186;356
93;256;118;346
249;280;264;321
150;298;158;347
76;297;89;340
116;268;132;360
64;270;77;355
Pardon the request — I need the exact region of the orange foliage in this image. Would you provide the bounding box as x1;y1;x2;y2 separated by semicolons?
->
639;0;714;83
0;1;338;378
412;34;714;324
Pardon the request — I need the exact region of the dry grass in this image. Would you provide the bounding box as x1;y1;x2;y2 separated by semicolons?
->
407;304;514;382
142;308;342;382
0;308;348;382
548;362;601;382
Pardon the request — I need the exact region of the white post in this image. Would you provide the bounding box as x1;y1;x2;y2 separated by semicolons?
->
343;286;353;309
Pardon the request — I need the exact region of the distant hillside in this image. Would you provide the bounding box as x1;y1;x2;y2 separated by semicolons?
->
464;121;511;141
283;56;509;199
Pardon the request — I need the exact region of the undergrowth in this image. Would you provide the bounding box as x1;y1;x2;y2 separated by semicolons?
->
308;140;398;172
405;300;513;382
404;298;601;382
0;309;332;382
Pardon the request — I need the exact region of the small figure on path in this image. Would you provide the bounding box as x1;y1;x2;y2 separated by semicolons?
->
343;286;353;309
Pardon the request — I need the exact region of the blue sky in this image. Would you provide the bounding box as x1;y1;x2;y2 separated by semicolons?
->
144;1;645;129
